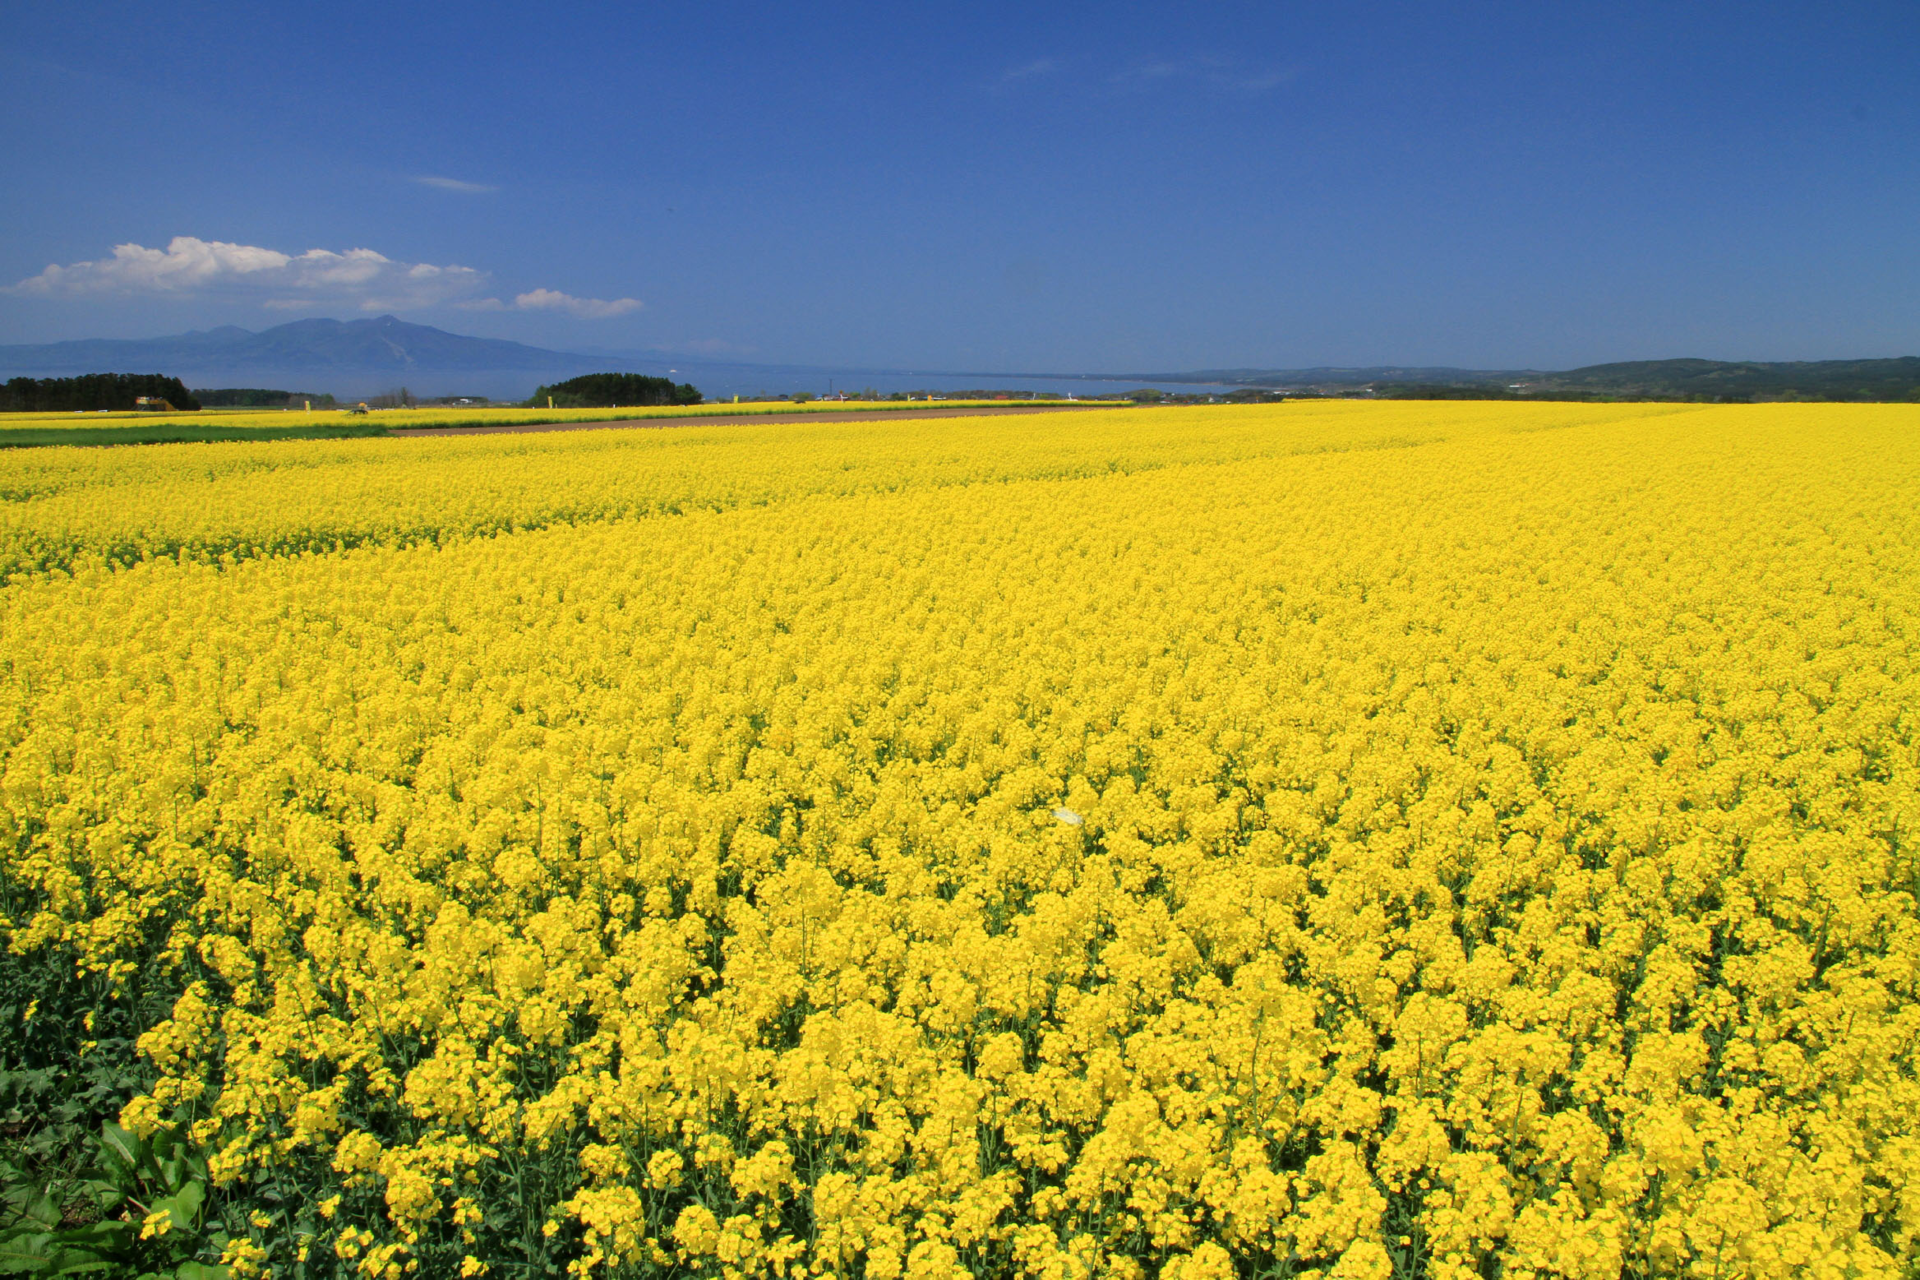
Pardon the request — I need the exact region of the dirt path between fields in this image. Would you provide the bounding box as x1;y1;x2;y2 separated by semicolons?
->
390;404;1119;437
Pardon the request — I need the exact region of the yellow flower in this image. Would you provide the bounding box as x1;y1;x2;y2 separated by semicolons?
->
4;401;1917;1278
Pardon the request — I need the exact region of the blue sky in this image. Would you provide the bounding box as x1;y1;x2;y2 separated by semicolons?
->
2;1;1915;371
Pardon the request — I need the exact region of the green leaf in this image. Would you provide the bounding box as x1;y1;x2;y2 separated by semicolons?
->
0;1230;56;1272
76;1183;121;1218
18;1194;59;1230
0;1252;55;1274
0;1231;114;1275
97;1126;142;1174
147;1181;203;1232
47;1221;131;1255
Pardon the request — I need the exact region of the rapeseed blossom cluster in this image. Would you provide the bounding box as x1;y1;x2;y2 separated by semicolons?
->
0;400;1105;442
1;403;1915;1278
0;400;1620;578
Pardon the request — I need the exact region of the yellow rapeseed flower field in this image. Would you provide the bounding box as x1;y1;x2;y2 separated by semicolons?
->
0;399;1113;435
0;402;1915;1279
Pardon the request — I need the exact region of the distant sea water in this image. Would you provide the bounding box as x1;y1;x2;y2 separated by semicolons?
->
1;364;1239;404
637;363;1241;402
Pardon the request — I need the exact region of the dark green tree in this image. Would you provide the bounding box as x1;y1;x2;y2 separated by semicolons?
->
527;373;701;408
0;375;201;413
191;388;334;408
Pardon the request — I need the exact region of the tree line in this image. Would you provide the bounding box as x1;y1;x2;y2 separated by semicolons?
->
0;374;201;413
527;373;702;408
192;388;338;408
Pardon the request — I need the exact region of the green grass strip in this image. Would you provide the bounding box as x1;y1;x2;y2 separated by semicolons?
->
0;422;395;449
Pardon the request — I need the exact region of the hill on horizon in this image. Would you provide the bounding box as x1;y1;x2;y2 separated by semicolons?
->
4;316;1919;403
1141;357;1920;402
0;315;597;374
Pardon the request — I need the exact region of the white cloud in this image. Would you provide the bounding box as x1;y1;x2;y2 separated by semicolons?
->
1000;58;1056;82
8;237;644;319
512;288;642;319
412;175;499;193
13;238;292;295
1114;56;1295;95
8;236;489;310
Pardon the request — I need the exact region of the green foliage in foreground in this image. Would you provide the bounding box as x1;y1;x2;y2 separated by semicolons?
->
0;934;590;1278
0;925;233;1278
0;1119;231;1279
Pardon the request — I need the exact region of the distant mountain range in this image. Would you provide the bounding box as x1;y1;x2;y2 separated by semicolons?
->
0;315;596;374
3;316;1917;402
